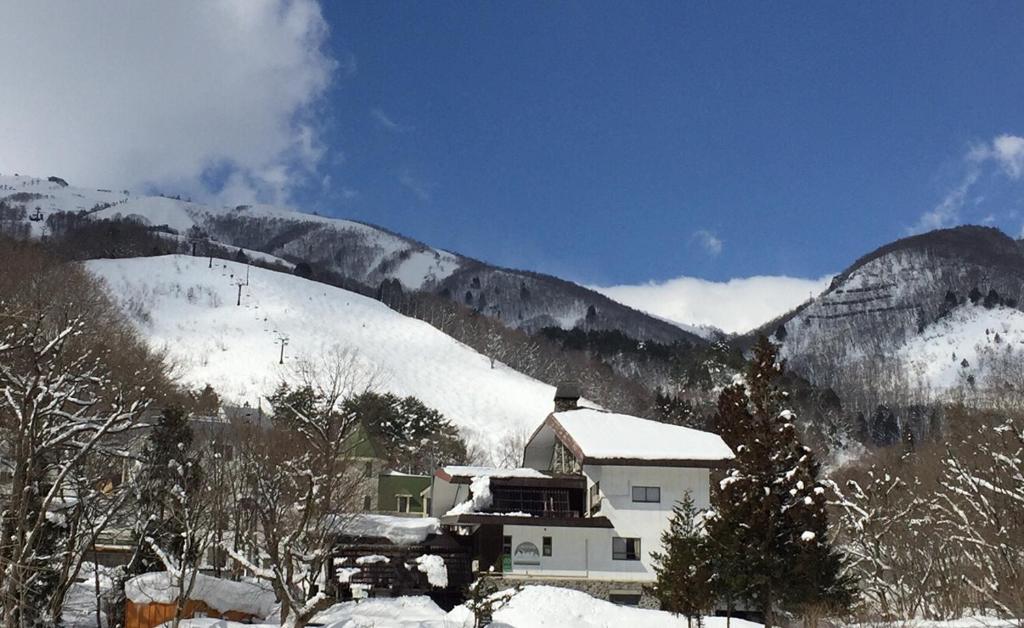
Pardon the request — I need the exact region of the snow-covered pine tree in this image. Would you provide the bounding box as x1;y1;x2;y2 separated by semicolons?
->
649;491;715;626
706;336;853;628
128;406;197;575
116;406;212;628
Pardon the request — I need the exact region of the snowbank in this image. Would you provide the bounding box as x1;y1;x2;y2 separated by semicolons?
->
336;513;440;544
488;585;763;628
553;409;734;462
125;572;276;618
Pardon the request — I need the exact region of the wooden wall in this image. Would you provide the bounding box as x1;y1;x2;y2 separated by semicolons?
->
124;599;257;628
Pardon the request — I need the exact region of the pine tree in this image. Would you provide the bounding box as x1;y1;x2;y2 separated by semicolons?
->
649;492;715;626
128;406;197;576
706;336;854;627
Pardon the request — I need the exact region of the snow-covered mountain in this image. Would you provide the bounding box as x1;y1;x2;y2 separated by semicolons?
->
752;226;1024;409
86;254;564;454
1;173;699;344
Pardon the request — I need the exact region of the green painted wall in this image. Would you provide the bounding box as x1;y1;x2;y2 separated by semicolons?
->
377;473;431;514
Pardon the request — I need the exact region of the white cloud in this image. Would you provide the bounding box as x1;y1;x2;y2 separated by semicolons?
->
692;229;723;256
371;108;409;132
909;134;1024;234
0;1;337;205
908;167;981;234
593;274;833;335
398;170;435;202
989;134;1024;179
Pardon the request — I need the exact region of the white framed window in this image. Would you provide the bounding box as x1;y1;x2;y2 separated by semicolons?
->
612;537;641;561
631;486;660;503
396;495;412;513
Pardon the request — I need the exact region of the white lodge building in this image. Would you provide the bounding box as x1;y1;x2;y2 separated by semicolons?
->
430;385;734;607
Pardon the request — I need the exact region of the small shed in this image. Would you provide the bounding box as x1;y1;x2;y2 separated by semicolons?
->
124;572;275;628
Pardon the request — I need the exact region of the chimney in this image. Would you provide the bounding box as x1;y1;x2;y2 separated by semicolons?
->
553;381;581;412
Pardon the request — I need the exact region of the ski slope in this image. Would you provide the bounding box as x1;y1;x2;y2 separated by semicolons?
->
86;255;557;453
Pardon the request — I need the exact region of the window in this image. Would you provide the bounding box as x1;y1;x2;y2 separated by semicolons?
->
502;535;512;557
542;536;552;556
609;593;642;606
363;461;373;478
612;537;641;561
363;495;372;511
423;496;432;515
396;495;412;513
589;482;602;515
631;486;660;503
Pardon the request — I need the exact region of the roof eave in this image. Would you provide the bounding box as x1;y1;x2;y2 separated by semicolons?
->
582;456;733;469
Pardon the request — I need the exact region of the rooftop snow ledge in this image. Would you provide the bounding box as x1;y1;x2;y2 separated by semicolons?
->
552;409;734;462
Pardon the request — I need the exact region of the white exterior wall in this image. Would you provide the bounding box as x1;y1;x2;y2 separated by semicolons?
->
500;464;711;582
428;477;468;517
502;524;649;581
583;464;711;580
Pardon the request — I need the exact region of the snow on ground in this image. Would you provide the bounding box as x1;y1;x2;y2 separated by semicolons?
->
86;255;558;453
392;248;462;290
155;585;768;628
897;304;1024;393
552;409;734;461
488;586;764;628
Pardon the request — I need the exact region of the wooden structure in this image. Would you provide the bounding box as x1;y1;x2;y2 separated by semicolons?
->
329;525;472;610
123;572;275;628
124;599;259;628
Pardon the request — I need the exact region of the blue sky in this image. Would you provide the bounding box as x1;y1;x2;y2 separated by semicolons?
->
300;2;1024;284
2;2;1022;293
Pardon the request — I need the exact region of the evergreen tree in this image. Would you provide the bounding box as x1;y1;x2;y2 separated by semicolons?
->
706;337;854;627
128;406;197;576
649;492;715;626
344;391;468;473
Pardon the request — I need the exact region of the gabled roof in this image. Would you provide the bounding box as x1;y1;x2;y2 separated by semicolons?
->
527;408;734;467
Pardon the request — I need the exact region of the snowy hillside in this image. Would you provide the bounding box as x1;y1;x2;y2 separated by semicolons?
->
758;226;1024;409
0;173;460;290
898;304;1024;395
1;172;700;343
85;255;561;453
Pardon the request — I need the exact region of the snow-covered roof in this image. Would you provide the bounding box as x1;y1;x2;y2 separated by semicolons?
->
124;572;275;617
335;514;440;545
438;466;549;480
546;408;734;464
